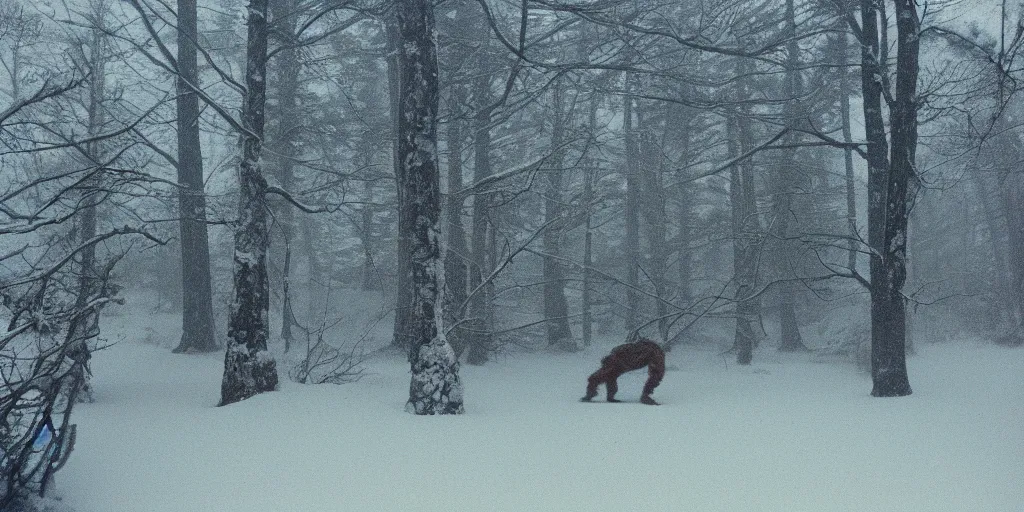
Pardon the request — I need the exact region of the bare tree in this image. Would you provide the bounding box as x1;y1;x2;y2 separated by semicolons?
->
543;79;575;351
220;0;280;406
172;0;218;354
399;0;464;415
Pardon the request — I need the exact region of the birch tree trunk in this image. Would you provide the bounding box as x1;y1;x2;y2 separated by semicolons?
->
399;0;464;414
220;0;279;406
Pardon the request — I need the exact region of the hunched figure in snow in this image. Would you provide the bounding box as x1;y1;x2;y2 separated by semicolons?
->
580;337;665;405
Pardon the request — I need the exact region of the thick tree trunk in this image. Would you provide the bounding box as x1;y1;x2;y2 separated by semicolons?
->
221;0;279;406
543;82;575;350
865;0;915;397
386;15;414;354
398;0;464;414
173;0;219;354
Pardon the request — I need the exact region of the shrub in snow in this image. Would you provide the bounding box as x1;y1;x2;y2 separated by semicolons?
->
1;244;121;507
288;328;365;385
1;318;87;508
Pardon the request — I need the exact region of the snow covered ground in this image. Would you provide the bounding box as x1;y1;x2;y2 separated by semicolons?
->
55;321;1023;512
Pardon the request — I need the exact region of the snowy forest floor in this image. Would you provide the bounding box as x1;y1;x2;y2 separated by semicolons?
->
54;311;1023;512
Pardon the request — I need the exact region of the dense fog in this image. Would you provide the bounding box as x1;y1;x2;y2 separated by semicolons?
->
1;0;1022;510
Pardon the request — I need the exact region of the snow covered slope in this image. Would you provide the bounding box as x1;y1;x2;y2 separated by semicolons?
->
57;333;1023;512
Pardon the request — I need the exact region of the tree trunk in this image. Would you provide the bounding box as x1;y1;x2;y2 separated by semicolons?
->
70;18;109;399
623;82;642;332
398;0;464;414
838;23;859;272
581;93;598;348
775;0;808;352
301;215;323;324
443;90;470;358
1000;171;1024;341
171;0;218;354
582;161;595;348
269;0;301;350
728;114;756;366
865;0;915;397
466;71;494;365
543;81;575;350
973;172;1014;325
386;15;414;354
676;106;694;311
640;127;669;342
360;176;377;291
220;0;279;406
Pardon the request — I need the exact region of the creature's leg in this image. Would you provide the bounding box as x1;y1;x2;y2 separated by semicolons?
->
641;356;665;405
582;367;609;401
605;375;620;402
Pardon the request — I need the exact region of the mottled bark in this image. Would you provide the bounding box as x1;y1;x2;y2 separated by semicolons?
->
399;0;464;414
543;82;575;350
221;0;279;406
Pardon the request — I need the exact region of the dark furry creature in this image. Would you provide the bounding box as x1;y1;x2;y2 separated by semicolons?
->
580;338;665;405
